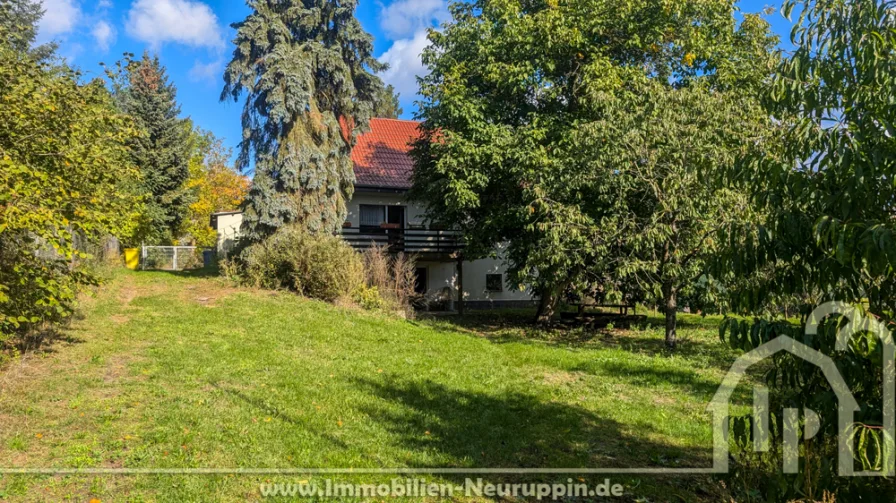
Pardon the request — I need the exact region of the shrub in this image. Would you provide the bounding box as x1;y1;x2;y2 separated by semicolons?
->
0;37;142;347
239;226;363;302
352;285;385;311
361;246;418;317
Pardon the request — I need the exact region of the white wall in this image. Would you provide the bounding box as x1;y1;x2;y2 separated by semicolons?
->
346;191;426;228
419;253;533;305
214;193;535;304
216;213;243;254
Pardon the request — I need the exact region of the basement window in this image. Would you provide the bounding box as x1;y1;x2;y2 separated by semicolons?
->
486;274;504;293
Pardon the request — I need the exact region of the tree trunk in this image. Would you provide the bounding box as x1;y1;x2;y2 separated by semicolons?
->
663;281;677;350
535;284;564;327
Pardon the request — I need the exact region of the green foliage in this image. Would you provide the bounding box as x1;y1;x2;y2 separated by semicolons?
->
352;284;385;311
411;0;776;332
0;0;55;60
110;53;192;245
716;0;896;498
725;0;896;314
179;127;249;248
239;226;364;302
719;314;894;500
373;84;403;119
588;83;773;347
222;0;386;241
0;17;142;341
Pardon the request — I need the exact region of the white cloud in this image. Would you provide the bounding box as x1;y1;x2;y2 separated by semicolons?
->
188;59;223;84
126;0;224;49
379;0;448;39
37;0;82;40
91;20;116;51
378;30;431;101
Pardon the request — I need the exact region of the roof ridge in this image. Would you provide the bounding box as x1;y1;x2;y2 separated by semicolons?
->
370;117;420;124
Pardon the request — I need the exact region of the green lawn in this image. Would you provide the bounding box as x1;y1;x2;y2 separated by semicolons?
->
0;270;747;502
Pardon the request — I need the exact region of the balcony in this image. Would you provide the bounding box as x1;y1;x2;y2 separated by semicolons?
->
341;226;464;260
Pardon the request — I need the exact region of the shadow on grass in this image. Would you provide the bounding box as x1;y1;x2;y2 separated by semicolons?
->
2;327;84;356
143;267;221;279
208;381;349;451
352;376;712;471
573;360;725;399
593;331;742;372
419;309;735;360
415;309;605;347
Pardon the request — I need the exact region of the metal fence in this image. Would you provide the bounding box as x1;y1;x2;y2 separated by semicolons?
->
141;246;205;271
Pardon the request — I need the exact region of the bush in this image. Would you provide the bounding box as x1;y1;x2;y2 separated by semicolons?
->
231;232;418;316
0;37;142;349
361;246;418;317
352;285;385;311
239;226;363;302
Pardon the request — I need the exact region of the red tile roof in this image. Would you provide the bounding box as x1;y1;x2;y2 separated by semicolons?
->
351;118;420;190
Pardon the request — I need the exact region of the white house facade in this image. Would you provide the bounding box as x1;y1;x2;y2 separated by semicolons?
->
212;118;535;310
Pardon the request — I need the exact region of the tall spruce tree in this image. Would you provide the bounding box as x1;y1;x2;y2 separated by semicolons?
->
222;0;385;241
0;0;56;60
119;53;191;244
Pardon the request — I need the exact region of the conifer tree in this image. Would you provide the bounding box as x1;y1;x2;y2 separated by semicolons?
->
119;53;191;244
374;84;403;119
222;0;385;241
0;0;56;59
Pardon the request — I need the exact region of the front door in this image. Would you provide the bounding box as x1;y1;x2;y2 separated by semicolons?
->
386;206;406;251
387;206;405;228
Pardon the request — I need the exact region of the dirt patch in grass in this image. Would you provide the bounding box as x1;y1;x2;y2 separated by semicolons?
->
653;395;677;406
542;370;583;386
179;280;240;308
118;286;138;305
118;280;170;307
0;353;59;391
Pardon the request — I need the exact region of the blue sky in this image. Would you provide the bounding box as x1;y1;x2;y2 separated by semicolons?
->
37;0;796;159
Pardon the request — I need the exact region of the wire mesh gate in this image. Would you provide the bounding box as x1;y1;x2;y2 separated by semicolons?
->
141;246;204;271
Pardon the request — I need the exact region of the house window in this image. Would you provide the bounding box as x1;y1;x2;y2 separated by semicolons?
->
359;205;406;232
486;274;503;293
360;205;386;229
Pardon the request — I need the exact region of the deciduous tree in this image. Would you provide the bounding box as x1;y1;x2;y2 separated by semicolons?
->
411;0;775;334
180;128;249;248
718;1;896;497
586;83;771;348
0;17;142;340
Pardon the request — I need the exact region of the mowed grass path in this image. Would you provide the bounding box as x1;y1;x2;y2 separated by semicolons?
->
0;270;744;501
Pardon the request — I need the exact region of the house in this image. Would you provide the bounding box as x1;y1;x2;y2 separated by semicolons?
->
212;118;535;310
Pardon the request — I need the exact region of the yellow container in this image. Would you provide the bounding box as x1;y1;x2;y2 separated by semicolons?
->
124;248;140;270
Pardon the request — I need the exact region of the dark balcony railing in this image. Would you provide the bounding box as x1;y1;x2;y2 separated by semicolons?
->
341;227;464;256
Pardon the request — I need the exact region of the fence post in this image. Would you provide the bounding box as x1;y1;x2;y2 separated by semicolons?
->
173;247;178;271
